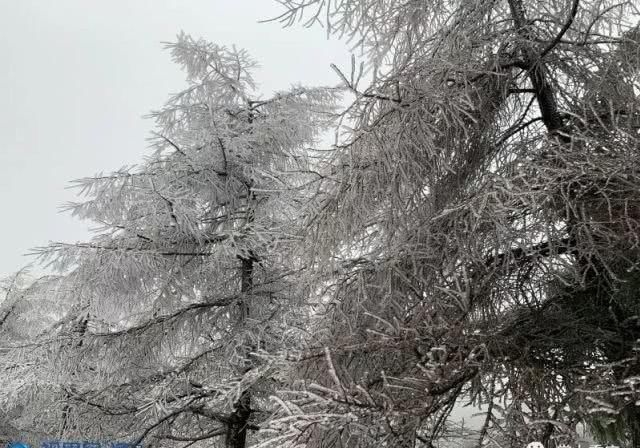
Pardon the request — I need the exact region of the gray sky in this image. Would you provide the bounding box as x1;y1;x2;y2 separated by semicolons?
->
0;0;350;277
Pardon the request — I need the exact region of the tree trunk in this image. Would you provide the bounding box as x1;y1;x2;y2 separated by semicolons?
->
225;256;254;448
226;389;251;448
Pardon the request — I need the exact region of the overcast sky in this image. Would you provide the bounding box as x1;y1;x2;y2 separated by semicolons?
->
0;0;351;277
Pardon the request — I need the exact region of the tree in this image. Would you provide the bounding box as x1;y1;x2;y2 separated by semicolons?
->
0;270;70;445
0;33;338;448
263;1;640;447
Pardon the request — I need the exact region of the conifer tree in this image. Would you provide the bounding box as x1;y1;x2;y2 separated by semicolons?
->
0;33;337;448
266;1;640;447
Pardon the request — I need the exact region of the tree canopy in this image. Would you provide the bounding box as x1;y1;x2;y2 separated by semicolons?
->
2;1;640;447
268;0;640;446
1;33;338;447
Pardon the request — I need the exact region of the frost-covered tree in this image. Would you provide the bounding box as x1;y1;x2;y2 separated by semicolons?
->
263;1;640;447
0;270;70;443
0;33;338;448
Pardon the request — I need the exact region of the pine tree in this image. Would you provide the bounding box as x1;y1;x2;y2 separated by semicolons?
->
1;33;338;447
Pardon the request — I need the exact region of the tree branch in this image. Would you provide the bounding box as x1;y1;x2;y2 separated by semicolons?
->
539;0;580;60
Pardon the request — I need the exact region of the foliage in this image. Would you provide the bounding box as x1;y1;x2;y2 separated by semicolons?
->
262;0;640;447
0;33;338;447
3;1;640;447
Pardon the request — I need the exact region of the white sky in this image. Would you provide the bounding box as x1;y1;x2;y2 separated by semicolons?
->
0;0;351;277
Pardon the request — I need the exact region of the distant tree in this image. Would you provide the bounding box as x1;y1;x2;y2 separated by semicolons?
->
0;33;337;448
264;1;640;447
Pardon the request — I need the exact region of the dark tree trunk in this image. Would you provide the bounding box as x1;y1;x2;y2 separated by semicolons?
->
225;256;254;448
225;389;251;448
